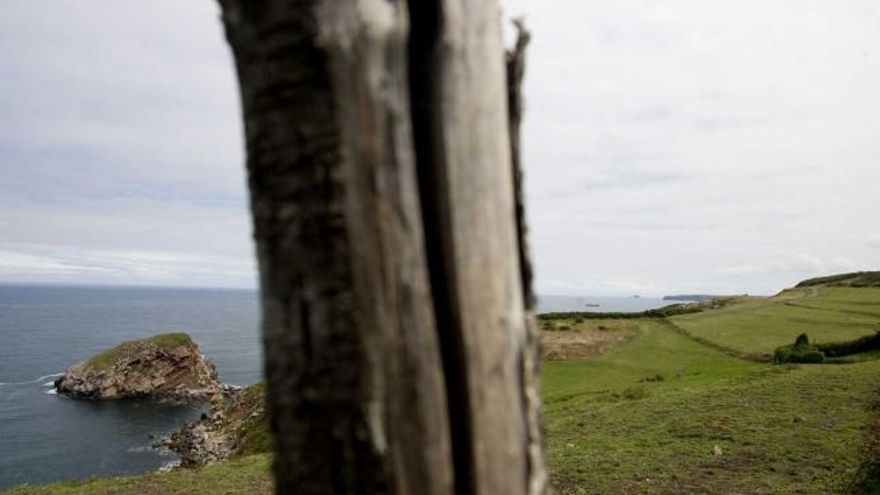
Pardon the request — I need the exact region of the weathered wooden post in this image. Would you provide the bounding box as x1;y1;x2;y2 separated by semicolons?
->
219;1;546;493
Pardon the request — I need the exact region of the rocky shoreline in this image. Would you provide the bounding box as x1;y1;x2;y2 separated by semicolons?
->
160;383;268;466
52;332;270;469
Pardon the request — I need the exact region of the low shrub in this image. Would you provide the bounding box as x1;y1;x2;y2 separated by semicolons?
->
774;333;826;364
816;331;880;358
617;386;647;400
774;345;825;364
639;374;665;383
773;331;880;364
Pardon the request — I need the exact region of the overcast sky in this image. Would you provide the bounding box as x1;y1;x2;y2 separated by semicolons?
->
1;1;878;296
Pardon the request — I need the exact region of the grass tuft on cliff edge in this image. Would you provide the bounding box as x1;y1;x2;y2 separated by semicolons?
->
4;455;272;495
231;383;271;457
84;333;194;371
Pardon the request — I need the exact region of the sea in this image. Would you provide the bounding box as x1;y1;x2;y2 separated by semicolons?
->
0;285;669;488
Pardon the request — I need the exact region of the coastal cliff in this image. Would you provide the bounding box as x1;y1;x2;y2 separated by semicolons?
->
54;333;228;402
164;383;269;466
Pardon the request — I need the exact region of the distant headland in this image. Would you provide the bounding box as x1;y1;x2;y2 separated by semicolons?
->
662;294;725;302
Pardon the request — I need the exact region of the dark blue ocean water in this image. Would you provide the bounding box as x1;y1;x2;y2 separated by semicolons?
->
0;286;670;488
0;285;262;489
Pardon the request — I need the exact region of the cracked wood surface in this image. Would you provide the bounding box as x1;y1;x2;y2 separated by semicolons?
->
219;1;547;493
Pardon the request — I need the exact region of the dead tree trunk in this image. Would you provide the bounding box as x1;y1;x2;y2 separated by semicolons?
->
219;1;546;494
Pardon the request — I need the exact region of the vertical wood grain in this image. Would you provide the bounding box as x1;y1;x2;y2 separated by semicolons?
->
220;1;547;493
220;1;453;493
408;3;546;494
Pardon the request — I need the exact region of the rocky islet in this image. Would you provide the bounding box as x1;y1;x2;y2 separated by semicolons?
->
54;333;234;402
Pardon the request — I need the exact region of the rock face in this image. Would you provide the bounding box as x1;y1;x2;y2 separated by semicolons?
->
54;333;226;402
163;383;269;466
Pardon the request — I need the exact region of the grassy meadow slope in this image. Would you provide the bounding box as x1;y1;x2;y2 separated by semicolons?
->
796;271;880;288
670;287;880;356
3;455;272;495
544;317;880;494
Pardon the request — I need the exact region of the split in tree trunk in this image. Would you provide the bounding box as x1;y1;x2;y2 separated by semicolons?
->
219;1;546;493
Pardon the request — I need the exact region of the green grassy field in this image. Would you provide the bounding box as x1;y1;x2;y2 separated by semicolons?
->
671;287;880;355
544;319;880;494
6;283;880;494
787;287;880;319
543;320;760;402
4;455;272;495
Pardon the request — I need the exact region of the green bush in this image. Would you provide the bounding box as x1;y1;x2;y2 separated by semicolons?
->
773;345;825;364
774;333;826;364
816;331;880;357
774;331;880;364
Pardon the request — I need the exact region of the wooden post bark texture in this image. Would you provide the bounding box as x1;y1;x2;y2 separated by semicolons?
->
219;1;546;494
506;20;548;495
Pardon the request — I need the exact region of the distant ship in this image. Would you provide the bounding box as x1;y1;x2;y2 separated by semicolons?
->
584;303;600;308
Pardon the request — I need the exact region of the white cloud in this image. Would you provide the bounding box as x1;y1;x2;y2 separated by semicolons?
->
719;253;867;278
0;244;256;288
0;1;255;288
717;264;762;276
505;0;880;295
0;250;111;276
1;1;879;293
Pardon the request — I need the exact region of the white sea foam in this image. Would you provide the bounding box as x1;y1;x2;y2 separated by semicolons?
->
0;373;62;387
42;381;55;387
45;389;58;395
159;460;181;472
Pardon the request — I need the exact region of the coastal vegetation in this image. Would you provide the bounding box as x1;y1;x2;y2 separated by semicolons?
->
82;333;194;372
2;455;272;495
670;286;880;356
540;278;880;493
538;296;740;321
6;275;880;494
228;384;271;457
544;324;879;493
662;294;728;301
166;383;269;465
774;331;880;364
796;271;880;288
